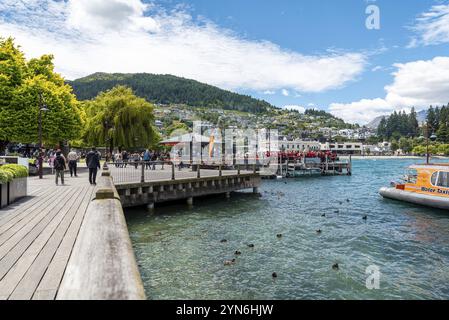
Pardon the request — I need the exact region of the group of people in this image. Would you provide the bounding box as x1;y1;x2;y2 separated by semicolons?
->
273;150;338;162
51;147;101;186
112;149;170;169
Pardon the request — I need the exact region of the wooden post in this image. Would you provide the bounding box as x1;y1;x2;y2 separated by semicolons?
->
140;162;145;183
197;164;201;178
219;163;222;177
237;164;241;175
171;162;175;180
348;155;352;176
253;163;257;174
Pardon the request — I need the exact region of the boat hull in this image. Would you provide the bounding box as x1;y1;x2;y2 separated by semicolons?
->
379;187;449;210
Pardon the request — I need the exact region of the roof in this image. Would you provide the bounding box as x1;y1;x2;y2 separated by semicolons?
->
160;133;222;145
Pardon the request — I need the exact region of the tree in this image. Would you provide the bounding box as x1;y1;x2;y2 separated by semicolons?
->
165;120;189;136
0;37;82;151
398;137;412;153
408;107;419;137
391;139;399;152
83;85;159;152
377;117;387;138
427;106;437;133
437;106;449;143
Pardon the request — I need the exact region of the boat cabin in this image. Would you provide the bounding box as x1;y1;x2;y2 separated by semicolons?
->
399;164;449;197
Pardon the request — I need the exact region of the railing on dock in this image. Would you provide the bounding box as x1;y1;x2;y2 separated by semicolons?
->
106;161;258;184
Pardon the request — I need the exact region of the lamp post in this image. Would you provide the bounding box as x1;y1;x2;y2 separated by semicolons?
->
38;93;48;179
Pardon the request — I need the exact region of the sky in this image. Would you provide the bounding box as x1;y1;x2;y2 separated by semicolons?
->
1;0;449;125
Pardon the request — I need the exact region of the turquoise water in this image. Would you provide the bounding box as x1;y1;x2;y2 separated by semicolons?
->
126;159;449;300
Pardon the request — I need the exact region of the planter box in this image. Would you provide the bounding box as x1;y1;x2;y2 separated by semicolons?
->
0;183;7;209
8;177;27;205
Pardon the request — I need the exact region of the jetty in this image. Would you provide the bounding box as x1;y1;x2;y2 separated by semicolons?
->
0;162;260;300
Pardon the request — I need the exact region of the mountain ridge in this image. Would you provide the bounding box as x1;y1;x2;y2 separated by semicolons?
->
68;72;274;114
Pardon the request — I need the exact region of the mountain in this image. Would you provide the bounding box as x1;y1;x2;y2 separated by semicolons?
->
68;72;274;113
366;115;385;129
366;109;428;129
416;110;427;124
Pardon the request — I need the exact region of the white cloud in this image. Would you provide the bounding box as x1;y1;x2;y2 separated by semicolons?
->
0;0;366;93
371;66;382;72
262;90;276;95
281;89;290;96
283;105;305;113
330;56;449;124
409;3;449;47
66;0;159;33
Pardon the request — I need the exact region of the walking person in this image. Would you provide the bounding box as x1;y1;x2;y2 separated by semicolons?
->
143;149;151;169
122;150;129;168
86;147;101;185
54;150;66;186
67;149;79;177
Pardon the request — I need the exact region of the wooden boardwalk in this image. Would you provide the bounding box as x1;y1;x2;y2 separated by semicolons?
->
0;166;259;300
0;172;95;300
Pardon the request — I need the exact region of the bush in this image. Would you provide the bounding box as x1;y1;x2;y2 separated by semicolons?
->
0;164;29;180
0;170;14;184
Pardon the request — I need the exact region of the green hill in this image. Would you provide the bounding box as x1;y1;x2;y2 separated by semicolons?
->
68;73;274;113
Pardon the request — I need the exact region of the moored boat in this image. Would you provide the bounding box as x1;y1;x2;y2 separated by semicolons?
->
379;164;449;210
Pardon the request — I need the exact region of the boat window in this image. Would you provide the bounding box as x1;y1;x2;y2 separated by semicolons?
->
431;172;438;185
437;172;449;188
405;169;418;183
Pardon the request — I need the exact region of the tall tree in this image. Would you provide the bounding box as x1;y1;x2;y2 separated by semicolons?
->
377;117;387;138
427;106;437;133
83;85;159;152
0;37;82;151
408;107;419;137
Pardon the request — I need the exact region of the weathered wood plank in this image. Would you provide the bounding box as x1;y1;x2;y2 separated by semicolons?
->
0;187;73;252
0;188;78;279
7;187;90;300
32;187;95;300
0;187;87;299
0;188;54;225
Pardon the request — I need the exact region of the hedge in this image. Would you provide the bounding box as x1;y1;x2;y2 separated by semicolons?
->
0;164;28;184
0;170;13;184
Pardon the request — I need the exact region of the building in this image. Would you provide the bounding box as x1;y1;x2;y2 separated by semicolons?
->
321;142;363;155
279;140;321;152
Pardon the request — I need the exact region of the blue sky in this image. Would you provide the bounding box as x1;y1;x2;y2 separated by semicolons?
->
1;0;449;124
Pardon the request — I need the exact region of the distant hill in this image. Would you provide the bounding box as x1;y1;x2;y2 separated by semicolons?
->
366;115;386;129
366;109;428;129
68;73;274;113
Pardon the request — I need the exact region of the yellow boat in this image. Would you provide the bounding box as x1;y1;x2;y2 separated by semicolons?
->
379;164;449;210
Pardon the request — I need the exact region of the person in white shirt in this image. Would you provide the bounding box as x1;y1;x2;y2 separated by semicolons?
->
67;149;79;177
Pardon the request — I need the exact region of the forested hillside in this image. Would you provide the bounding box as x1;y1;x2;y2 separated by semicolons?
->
68;73;273;113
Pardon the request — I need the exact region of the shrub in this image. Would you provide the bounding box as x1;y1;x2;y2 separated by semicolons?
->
0;170;14;184
0;164;29;179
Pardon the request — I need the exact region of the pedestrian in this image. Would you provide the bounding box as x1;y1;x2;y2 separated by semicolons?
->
122;150;128;168
67;148;79;177
143;149;151;169
86;147;101;185
54;150;66;186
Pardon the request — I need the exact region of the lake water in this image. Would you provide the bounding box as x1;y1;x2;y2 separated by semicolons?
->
125;159;449;300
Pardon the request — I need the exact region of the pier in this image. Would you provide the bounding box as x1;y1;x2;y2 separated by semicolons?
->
0;163;260;300
108;162;261;208
272;156;352;178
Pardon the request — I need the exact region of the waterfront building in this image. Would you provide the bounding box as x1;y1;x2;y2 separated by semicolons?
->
320;142;363;155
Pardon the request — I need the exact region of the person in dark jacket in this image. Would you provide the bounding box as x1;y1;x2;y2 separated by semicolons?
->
86;147;101;185
54;150;66;186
